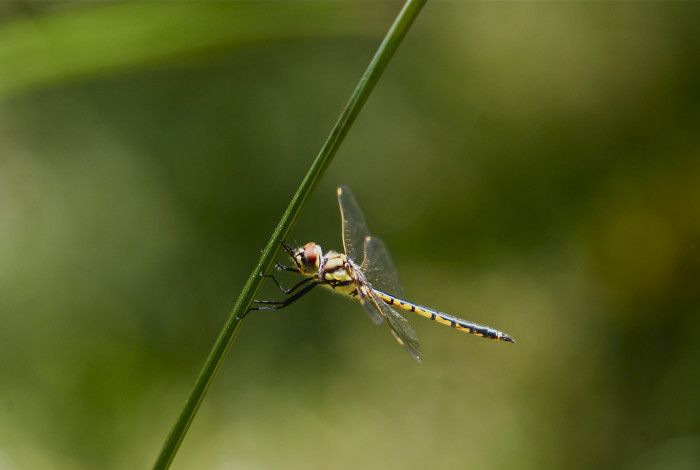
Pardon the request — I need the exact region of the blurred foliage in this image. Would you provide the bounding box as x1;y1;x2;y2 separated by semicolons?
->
1;2;699;469
0;1;388;99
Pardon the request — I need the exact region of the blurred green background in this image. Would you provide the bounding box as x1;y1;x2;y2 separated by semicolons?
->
1;2;699;469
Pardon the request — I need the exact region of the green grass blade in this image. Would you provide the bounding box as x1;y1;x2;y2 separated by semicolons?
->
152;1;426;468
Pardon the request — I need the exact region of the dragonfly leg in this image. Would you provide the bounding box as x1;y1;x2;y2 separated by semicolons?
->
246;281;318;313
274;262;300;273
260;273;313;295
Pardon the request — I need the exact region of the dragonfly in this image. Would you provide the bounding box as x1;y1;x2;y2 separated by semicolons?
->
249;185;514;362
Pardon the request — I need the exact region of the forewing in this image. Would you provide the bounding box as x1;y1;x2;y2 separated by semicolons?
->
337;187;415;351
348;263;385;325
362;236;404;298
358;289;385;325
369;292;422;362
337;186;370;264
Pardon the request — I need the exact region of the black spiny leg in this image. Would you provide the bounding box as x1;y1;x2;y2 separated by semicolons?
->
261;273;314;295
247;281;319;312
274;262;300;274
238;241;305;319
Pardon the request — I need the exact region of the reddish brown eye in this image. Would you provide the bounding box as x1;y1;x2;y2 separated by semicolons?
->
304;246;317;265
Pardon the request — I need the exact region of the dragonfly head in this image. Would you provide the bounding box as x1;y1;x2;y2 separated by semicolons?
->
288;242;323;275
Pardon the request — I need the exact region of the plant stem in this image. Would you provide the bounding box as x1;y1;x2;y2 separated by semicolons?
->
153;1;426;468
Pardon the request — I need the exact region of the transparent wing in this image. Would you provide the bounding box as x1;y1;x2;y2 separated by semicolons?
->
358;287;385;325
368;291;422;362
348;261;385;325
362;236;404;298
337;186;370;264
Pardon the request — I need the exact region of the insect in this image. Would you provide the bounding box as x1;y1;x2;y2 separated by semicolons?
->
250;186;514;362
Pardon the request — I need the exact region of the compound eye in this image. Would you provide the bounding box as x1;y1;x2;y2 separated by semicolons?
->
304;246;317;266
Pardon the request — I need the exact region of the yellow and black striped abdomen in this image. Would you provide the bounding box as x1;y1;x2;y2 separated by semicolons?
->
372;289;514;343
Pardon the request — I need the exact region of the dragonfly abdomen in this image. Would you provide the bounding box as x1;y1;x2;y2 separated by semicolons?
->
372;289;514;343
